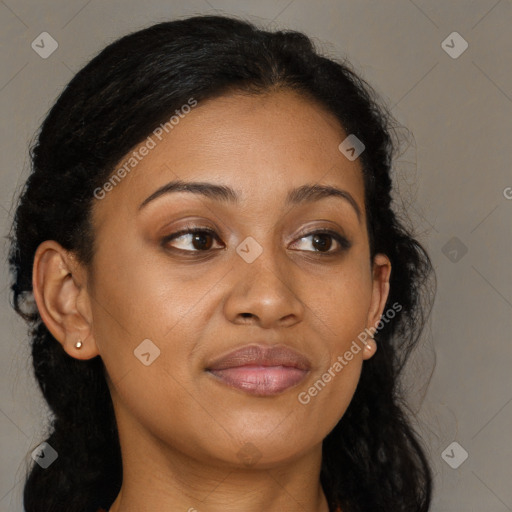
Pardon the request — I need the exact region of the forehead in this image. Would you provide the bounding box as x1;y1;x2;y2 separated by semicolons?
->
92;89;365;224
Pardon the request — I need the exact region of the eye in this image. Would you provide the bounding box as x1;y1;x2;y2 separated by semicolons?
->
162;227;224;253
291;229;351;254
161;226;351;255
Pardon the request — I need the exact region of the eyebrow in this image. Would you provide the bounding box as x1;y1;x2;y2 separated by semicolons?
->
138;179;362;222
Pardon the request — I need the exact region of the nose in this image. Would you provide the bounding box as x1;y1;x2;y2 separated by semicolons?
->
222;244;305;329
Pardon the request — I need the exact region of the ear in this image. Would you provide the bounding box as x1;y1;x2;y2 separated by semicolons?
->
32;240;99;360
363;253;392;360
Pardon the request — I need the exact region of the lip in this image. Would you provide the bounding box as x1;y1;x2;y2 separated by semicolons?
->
205;344;311;396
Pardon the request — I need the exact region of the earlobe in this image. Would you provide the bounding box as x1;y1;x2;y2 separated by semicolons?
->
32;240;99;360
362;337;377;360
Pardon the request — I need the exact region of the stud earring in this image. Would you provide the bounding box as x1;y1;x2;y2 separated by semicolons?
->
363;337;377;354
75;340;83;349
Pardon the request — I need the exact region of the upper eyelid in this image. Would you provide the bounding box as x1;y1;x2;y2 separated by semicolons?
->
163;226;350;251
164;226;347;240
162;226;222;245
163;220;349;238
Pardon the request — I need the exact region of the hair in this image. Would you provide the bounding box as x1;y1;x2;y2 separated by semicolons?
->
8;14;435;512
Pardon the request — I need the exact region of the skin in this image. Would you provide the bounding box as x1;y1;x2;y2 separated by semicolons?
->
32;89;391;512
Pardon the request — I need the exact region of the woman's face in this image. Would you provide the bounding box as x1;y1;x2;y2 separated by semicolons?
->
45;89;391;468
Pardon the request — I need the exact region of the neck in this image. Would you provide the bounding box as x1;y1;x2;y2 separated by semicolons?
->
108;418;330;512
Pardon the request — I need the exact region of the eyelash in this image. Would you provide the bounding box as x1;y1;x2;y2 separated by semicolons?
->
161;226;351;256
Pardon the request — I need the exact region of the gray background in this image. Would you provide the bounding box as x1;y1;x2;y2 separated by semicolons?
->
1;1;511;510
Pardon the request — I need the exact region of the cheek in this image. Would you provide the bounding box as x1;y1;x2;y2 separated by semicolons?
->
90;236;230;407
91;232;216;339
90;254;217;453
293;258;371;425
295;271;371;431
306;258;373;346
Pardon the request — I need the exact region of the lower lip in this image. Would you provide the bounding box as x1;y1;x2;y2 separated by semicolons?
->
207;365;309;396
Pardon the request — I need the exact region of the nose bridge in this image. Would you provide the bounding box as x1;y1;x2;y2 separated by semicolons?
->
224;230;304;326
235;226;287;285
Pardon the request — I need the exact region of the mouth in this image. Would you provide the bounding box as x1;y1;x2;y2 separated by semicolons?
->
205;344;311;396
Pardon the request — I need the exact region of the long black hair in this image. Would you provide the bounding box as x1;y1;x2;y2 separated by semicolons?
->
8;14;435;512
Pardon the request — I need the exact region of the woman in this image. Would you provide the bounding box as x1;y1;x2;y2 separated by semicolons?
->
9;14;434;512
